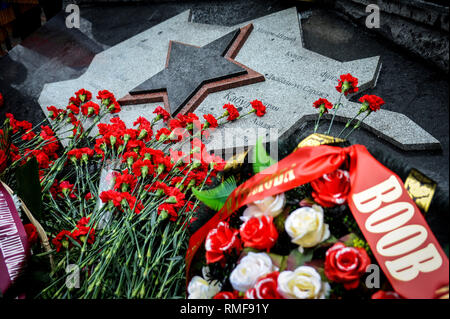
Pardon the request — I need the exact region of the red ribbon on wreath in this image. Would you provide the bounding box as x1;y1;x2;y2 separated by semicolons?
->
186;144;449;299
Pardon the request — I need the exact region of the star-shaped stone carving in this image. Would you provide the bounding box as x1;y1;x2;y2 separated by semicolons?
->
119;24;264;116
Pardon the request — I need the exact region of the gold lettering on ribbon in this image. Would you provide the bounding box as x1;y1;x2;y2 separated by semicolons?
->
404;169;436;214
296;133;346;149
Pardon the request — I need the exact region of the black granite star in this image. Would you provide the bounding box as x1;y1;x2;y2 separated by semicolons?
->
129;29;247;115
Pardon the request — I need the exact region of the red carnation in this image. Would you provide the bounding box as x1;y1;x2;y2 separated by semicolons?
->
132;159;154;178
203;114;218;129
72;225;95;245
81;101;100;117
336;73;359;96
324;242;371;290
47;106;65;120
239;216;278;251
52;230;72;252
0;93;4;107
24;223;38;245
222;103;240;121
310;169;350;207
157;203;178;221
75;88;92;102
245;272;284;299
205;221;241;264
114;170;138;192
97;90;115;103
156;127;171;143
359;94;385;112
250;99;267;117
153;106;171;122
313;98;334;114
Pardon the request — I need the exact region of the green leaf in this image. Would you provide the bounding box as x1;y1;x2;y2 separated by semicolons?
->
191;177;237;211
252;136;277;174
15;157;43;220
286;248;314;270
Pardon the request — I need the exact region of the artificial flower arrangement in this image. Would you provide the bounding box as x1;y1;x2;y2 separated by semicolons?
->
0;88;267;298
186;74;449;300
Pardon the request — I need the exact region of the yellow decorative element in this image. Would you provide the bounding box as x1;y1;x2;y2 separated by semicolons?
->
224;150;249;171
404;168;436;214
296;133;346;149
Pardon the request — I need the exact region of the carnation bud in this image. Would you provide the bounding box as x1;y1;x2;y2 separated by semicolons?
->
138;129;147;140
141;166;149;179
79;94;86;102
124;134;130;142
175;182;184;191
187;179;196;190
159;134;168;142
117;145;125;153
155;189;164;197
158;209;169;221
154;114;162;122
166;196;178;204
70;156;78;165
127;157;135;166
359;102;369;114
192;160;201;169
102;98;110;106
186;123;193;131
121;183;129;192
82;153;89;163
342;81;351;93
87;107;94;116
110;135;117;147
157;164;165;174
62;239;70;249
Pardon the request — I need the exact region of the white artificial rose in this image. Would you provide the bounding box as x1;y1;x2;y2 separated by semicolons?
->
229;252;273;292
242;193;285;221
187;272;222;299
285;205;330;251
277;266;330;299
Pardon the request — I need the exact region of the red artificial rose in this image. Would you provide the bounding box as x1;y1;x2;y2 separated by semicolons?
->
213;291;239;299
239;216;278;250
205;221;241;264
310;169;350;207
336;73;359;96
245;272;284;299
313;98;334;114
250;99;266;117
223;103;240;121
203;114;218;129
81;101;100;117
24;223;38;245
0;93;4;107
371;290;402;299
359;94;385;112
324;242;371;290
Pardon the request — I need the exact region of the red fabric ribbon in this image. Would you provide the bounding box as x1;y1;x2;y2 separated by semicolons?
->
0;183;30;296
186;144;449;299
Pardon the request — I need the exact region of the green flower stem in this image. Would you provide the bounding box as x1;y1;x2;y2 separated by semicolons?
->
326;93;343;135
344;112;371;139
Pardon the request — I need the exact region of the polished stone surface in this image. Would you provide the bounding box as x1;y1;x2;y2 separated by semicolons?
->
36;8;440;153
129;29;246;115
0;0;448;194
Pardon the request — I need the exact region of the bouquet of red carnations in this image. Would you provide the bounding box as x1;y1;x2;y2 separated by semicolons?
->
0;88;267;299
